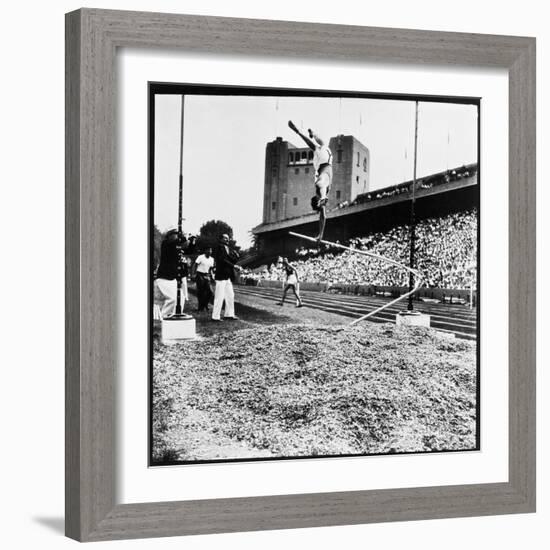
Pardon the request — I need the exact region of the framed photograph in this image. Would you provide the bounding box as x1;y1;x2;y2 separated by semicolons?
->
149;84;481;466
66;8;535;542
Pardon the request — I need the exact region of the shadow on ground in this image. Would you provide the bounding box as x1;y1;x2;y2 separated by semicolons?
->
154;287;295;340
33;517;65;534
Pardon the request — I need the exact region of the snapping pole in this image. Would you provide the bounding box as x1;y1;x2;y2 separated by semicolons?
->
288;231;424;325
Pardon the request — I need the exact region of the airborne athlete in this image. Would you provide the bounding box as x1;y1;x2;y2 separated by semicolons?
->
288;120;333;241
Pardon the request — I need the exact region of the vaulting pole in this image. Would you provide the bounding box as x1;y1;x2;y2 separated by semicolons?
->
288;231;424;325
407;101;419;311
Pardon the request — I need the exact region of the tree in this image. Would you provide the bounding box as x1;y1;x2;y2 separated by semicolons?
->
197;219;240;251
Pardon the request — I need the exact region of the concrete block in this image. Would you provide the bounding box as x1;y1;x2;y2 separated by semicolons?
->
395;311;431;328
161;316;197;344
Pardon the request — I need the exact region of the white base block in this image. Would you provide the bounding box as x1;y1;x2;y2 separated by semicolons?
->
395;311;431;328
435;330;456;340
161;317;197;344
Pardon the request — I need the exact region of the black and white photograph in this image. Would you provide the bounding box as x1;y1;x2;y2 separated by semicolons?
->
150;84;480;465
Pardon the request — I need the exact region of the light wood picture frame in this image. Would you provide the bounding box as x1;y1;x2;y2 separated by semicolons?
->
65;8;536;542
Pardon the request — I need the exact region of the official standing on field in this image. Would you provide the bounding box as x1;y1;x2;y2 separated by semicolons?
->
194;247;215;312
212;234;241;321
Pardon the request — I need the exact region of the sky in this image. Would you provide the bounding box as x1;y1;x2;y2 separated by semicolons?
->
154;94;478;248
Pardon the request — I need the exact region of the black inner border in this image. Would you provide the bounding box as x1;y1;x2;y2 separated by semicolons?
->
148;82;481;467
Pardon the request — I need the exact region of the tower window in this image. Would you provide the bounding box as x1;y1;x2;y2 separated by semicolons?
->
308;150;313;161
305;167;310;174
363;157;367;171
336;190;341;200
357;152;360;166
337;150;343;163
288;152;294;163
302;151;307;160
295;168;299;175
272;201;276;210
356;175;359;183
293;197;298;206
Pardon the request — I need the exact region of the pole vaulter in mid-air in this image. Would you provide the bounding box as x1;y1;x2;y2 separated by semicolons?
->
288;120;333;242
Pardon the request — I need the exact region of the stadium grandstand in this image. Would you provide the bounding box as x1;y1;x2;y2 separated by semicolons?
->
243;208;477;290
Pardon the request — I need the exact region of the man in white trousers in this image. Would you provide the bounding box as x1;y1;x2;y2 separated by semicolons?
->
212;234;241;321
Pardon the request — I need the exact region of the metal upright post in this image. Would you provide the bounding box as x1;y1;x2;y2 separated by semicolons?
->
160;94;196;341
407;101;419;311
175;94;185;317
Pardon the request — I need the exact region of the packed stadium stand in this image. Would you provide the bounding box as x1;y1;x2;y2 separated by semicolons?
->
242;209;477;290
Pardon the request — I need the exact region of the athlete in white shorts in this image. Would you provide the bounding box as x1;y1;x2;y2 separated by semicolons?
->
288;120;333;241
277;258;303;307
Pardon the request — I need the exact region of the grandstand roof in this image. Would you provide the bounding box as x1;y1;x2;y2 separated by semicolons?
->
253;163;477;235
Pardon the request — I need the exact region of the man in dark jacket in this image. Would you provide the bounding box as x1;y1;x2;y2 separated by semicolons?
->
155;229;188;318
211;234;241;321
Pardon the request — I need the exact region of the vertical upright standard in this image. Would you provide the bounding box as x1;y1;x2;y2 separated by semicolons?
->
161;94;196;341
407;101;419;311
174;94;186;318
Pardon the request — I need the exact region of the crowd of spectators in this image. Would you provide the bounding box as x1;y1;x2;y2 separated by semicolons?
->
350;165;477;208
241;209;478;290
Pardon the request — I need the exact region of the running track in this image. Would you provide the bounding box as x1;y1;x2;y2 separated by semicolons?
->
235;286;478;341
